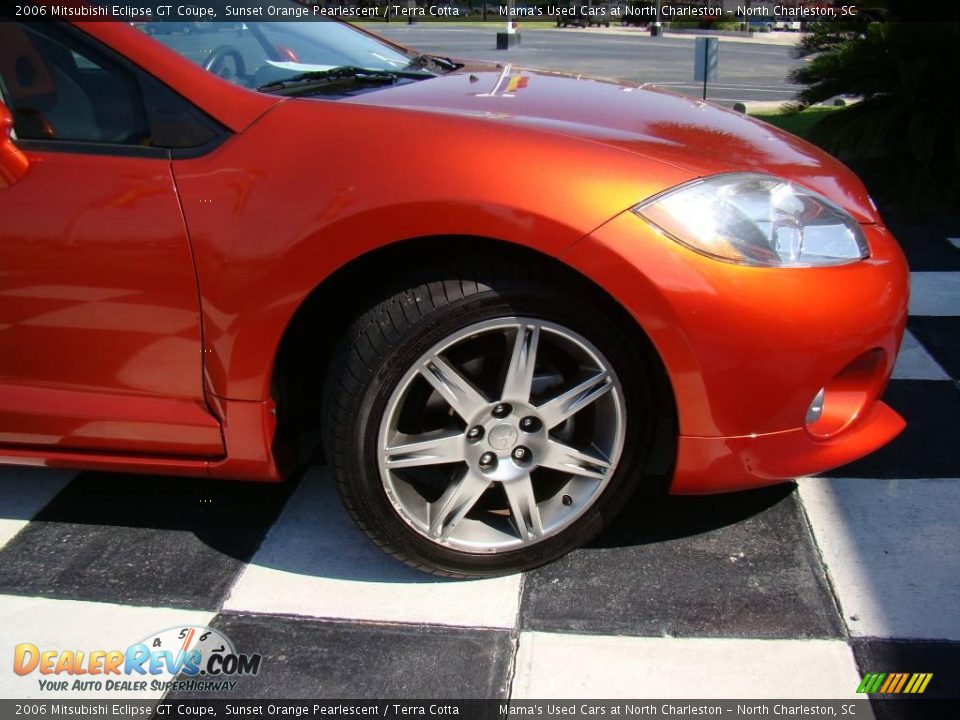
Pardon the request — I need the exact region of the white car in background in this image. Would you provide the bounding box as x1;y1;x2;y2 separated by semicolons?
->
772;18;803;31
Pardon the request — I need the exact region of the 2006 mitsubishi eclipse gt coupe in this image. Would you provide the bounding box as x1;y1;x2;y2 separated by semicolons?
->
0;8;909;576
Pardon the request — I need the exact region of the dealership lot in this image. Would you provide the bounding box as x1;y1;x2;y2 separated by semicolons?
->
0;223;957;706
372;25;805;103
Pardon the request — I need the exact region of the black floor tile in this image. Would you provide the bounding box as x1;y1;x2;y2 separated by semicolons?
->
853;639;960;720
827;381;960;479
886;220;960;272
520;484;844;639
169;612;514;700
909;317;960;380
0;472;295;610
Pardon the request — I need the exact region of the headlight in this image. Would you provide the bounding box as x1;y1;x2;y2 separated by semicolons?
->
633;173;869;267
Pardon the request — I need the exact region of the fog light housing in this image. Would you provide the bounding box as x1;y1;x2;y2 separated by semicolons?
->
806;349;887;439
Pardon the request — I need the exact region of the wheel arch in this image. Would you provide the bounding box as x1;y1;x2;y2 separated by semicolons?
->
269;234;678;476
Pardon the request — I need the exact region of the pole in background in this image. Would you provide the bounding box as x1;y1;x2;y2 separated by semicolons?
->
497;0;521;49
693;37;718;101
650;0;662;37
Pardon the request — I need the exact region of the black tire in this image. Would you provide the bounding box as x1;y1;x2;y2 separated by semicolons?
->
322;256;667;577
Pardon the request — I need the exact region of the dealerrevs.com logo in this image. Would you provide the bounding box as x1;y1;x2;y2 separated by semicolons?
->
13;625;262;693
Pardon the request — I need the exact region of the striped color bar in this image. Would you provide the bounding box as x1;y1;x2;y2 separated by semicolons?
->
857;672;933;694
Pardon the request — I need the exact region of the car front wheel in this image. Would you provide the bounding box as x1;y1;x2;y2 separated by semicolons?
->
322;258;663;576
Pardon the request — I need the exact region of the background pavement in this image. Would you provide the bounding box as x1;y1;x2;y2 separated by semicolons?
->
0;224;957;714
372;25;806;104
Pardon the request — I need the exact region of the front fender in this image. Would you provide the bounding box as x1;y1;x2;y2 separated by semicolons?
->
173;98;693;401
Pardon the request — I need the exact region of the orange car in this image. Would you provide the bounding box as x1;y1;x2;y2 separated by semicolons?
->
0;9;908;576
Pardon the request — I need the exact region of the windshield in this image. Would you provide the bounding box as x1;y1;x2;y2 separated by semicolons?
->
135;16;418;91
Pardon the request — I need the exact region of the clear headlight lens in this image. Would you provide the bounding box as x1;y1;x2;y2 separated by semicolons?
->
633;173;869;267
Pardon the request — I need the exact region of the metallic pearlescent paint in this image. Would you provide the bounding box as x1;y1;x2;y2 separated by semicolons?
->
0;20;908;492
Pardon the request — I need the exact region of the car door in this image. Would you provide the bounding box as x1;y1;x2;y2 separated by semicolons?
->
0;21;223;457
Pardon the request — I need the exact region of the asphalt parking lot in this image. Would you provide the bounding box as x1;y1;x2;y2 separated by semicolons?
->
372;25;806;104
0;222;958;710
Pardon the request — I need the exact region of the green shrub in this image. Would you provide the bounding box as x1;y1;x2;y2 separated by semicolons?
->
789;13;960;212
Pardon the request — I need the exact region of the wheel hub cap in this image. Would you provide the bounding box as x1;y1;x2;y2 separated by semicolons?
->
488;424;518;451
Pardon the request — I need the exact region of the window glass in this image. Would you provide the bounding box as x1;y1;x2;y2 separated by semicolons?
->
0;22;150;144
140;76;220;149
138;19;415;90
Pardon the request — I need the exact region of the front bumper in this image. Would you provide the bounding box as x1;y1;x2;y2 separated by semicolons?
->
563;212;909;494
673;401;904;493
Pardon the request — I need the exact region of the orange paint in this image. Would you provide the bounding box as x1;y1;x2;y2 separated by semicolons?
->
0;14;907;493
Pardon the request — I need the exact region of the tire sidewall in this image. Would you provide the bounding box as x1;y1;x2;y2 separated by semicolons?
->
343;287;655;576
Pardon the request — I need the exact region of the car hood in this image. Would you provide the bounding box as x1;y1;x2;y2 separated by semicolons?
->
343;67;878;223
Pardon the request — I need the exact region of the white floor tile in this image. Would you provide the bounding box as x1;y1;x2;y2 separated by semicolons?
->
0;469;73;550
224;468;523;628
511;632;865;699
909;272;960;316
892;330;951;380
0;596;213;699
799;477;960;640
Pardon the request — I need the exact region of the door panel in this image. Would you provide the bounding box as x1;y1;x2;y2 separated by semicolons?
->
0;149;223;456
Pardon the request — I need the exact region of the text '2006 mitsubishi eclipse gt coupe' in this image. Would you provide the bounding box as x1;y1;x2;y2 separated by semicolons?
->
0;6;909;576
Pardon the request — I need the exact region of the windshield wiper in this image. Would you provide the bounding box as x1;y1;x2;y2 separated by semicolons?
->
257;66;426;96
404;53;464;73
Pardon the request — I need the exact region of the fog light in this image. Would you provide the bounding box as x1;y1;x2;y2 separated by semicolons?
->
806;349;887;439
806;388;825;425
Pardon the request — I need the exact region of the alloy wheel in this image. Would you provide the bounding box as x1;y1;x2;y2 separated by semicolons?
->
377;317;627;553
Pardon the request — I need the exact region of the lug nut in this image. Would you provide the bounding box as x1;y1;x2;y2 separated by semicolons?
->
562;494;573;506
491;403;512;419
519;416;541;432
466;426;484;442
512;446;531;463
479;452;498;469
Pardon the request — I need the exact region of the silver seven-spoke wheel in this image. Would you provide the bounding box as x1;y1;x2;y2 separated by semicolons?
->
323;259;665;576
377;318;626;553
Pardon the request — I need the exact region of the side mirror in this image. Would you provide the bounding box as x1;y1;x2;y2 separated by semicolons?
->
0;101;29;189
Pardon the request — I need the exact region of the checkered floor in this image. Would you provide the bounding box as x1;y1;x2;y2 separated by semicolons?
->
0;222;958;710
